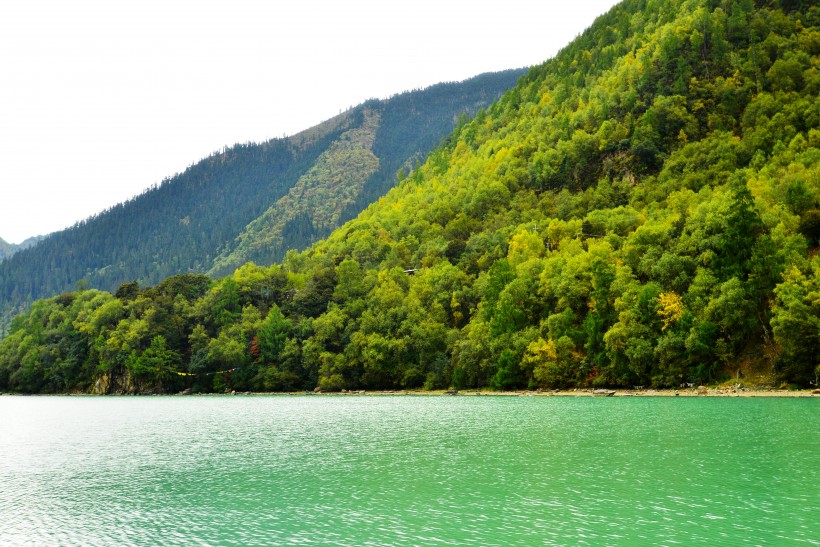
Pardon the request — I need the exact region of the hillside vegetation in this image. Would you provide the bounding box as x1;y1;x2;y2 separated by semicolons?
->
208;108;384;276
0;69;523;332
1;0;817;394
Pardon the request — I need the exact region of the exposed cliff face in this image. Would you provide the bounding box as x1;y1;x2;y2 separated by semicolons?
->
91;373;131;395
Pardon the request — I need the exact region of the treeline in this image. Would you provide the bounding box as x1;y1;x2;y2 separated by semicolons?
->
0;0;817;393
0;69;524;332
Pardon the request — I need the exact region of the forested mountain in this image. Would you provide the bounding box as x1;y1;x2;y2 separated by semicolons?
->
0;236;43;263
0;239;15;262
0;69;524;332
1;0;817;394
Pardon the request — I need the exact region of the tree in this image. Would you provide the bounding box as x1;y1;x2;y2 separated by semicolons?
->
256;304;291;365
292;267;337;318
213;278;241;328
713;174;764;280
799;210;820;246
771;259;820;384
657;292;684;331
134;335;181;392
528;336;577;389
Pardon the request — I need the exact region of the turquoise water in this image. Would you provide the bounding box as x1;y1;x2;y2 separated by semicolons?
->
0;395;816;546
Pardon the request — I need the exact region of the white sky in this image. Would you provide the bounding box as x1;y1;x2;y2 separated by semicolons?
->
0;0;619;244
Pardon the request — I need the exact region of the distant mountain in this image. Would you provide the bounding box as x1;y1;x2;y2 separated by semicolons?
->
0;235;44;262
0;69;524;329
0;239;12;261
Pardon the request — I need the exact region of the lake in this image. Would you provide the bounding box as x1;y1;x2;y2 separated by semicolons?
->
0;395;817;545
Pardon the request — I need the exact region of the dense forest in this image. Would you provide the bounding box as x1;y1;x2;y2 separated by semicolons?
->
0;0;817;394
0;69;524;333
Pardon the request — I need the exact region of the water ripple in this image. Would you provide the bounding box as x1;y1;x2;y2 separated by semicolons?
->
0;396;817;545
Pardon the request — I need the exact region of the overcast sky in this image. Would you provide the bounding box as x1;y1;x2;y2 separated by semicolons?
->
0;0;619;244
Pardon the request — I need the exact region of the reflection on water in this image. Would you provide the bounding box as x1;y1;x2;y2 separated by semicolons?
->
0;395;817;545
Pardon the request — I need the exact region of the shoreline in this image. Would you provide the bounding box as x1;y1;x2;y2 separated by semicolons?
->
310;387;820;398
3;388;818;398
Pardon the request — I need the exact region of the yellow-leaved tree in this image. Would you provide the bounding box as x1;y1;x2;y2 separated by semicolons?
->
657;292;684;330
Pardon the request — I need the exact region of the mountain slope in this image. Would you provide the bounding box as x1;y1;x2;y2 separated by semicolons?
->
0;238;14;262
0;235;43;262
210;75;531;275
1;0;818;393
0;69;524;329
209;108;382;275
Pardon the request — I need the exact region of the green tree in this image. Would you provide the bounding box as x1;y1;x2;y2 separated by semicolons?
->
771;259;820;384
255;304;291;364
134;335;181;392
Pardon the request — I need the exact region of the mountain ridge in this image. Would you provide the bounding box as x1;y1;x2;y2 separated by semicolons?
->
0;235;44;262
0;68;525;331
